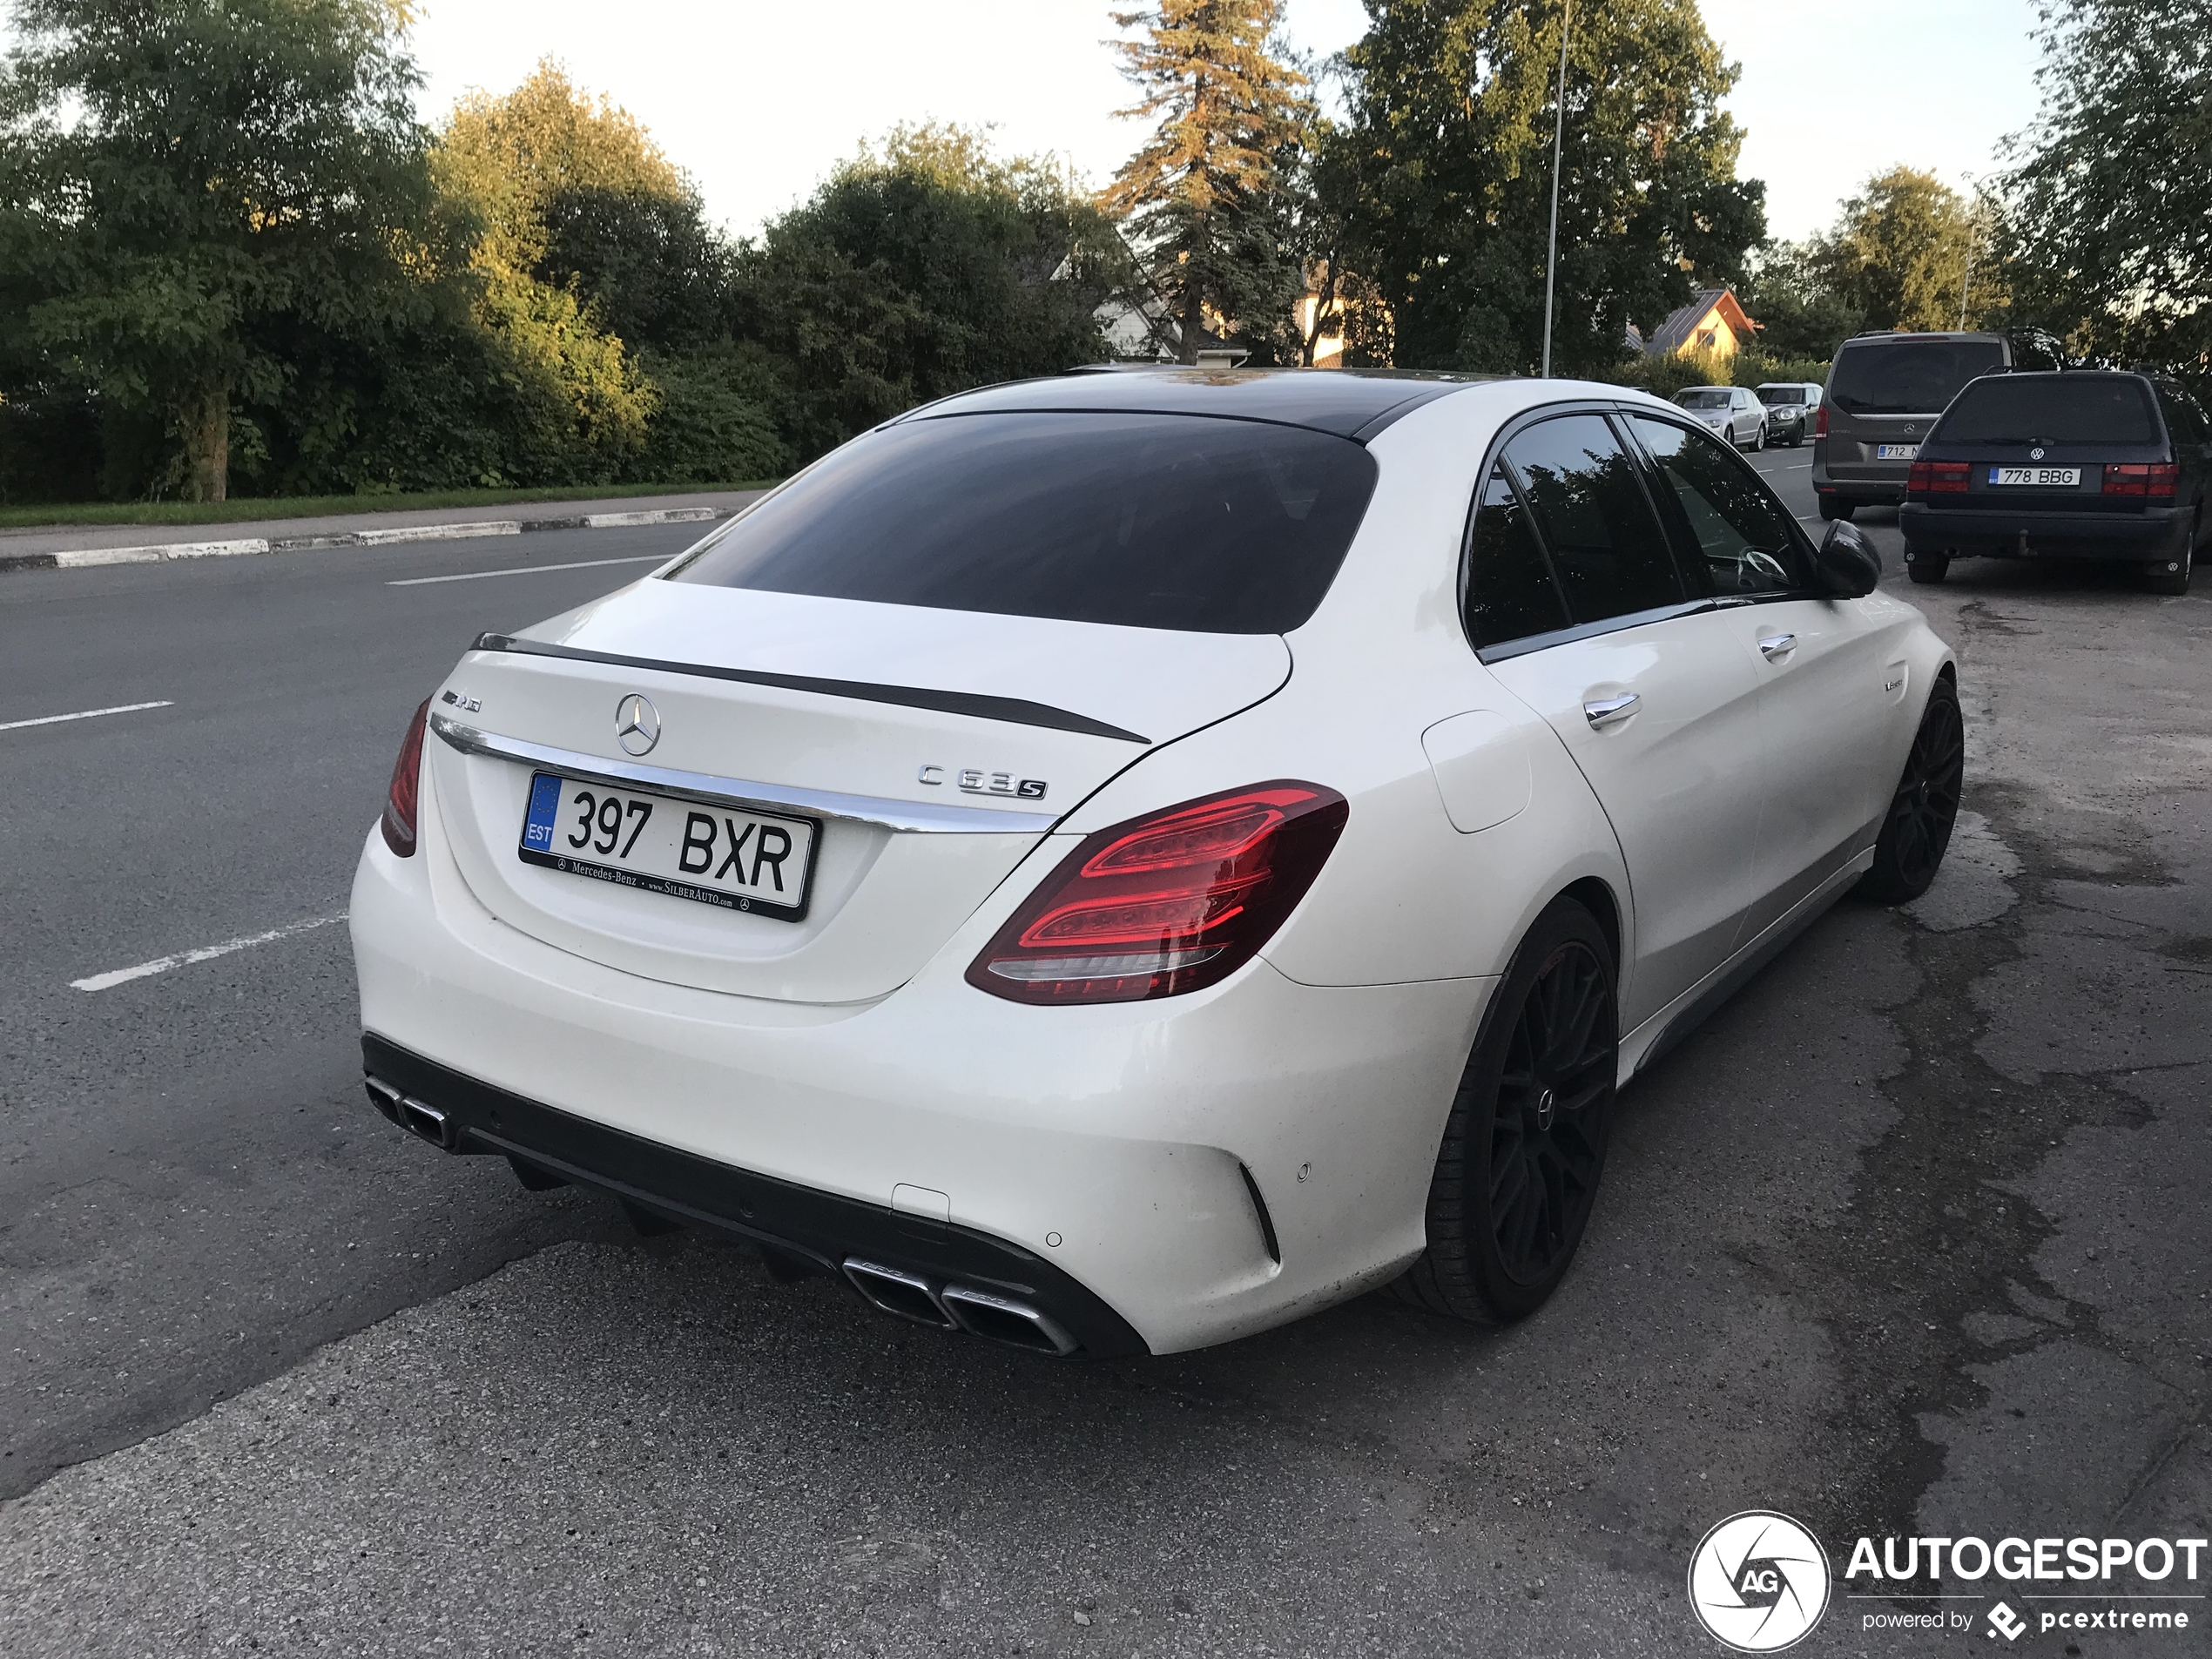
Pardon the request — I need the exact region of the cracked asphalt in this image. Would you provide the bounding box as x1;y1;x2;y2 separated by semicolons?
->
1;477;2205;1656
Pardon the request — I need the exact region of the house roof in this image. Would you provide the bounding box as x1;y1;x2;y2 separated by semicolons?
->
1642;287;1759;356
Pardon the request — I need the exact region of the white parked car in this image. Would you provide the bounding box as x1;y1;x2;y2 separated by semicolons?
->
1675;384;1770;449
352;370;1961;1357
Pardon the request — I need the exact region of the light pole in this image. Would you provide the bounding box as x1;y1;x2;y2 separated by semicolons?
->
1541;0;1572;379
1958;173;1979;331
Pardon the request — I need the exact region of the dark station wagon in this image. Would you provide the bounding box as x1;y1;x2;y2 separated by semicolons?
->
1898;371;2211;595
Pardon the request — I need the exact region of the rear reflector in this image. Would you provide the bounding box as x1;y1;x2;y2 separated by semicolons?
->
2103;462;2178;500
1906;460;1970;496
967;781;1349;1004
381;698;431;857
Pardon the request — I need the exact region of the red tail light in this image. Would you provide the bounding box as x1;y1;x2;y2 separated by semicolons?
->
1906;460;1970;496
1813;402;1829;439
381;698;431;857
967;781;1349;1005
2103;462;2178;500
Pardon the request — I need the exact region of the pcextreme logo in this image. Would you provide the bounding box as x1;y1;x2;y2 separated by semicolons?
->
1688;1511;1833;1652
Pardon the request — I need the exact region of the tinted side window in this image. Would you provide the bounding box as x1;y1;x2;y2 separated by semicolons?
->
1633;416;1804;596
1501;415;1686;623
1465;465;1568;649
2156;384;2206;444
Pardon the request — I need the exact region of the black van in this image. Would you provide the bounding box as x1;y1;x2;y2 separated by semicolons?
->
1898;371;2210;595
1815;331;2065;519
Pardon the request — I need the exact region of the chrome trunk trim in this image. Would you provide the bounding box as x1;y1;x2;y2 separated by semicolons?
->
428;712;1059;835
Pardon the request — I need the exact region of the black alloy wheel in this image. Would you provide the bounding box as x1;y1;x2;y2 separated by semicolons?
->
1393;897;1618;1325
1858;677;1965;902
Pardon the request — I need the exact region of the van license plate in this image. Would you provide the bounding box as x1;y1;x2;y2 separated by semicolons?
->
518;772;817;921
1876;443;1919;461
1991;466;2079;486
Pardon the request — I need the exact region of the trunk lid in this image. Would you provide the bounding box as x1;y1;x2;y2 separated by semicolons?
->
425;578;1291;1002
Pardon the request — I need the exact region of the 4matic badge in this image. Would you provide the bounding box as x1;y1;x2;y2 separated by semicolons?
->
917;764;1047;800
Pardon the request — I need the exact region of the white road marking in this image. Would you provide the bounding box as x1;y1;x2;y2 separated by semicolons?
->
387;555;666;587
0;699;173;732
72;912;348;992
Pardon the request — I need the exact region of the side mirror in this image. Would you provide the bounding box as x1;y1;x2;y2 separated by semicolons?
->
1812;519;1881;597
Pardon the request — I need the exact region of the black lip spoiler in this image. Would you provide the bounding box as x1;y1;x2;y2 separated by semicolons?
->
470;633;1149;745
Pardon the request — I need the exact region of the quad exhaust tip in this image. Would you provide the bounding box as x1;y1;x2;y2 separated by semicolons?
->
843;1258;1078;1357
365;1076;456;1150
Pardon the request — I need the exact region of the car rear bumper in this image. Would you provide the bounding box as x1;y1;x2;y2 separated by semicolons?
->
349;795;1487;1356
1898;503;2190;560
1812;461;1907;505
361;1033;1150;1356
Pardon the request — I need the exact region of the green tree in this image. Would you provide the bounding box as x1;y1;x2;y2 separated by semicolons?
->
2000;0;2212;377
1102;1;1314;361
1320;0;1764;374
0;0;444;500
1737;239;1863;360
1806;166;2005;336
733;124;1124;461
432;62;669;480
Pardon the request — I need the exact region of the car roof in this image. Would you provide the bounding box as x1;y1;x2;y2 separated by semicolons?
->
902;367;1504;441
1840;331;2005;347
1978;368;2146;383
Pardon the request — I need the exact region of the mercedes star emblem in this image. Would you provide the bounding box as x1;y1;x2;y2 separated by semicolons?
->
615;693;660;757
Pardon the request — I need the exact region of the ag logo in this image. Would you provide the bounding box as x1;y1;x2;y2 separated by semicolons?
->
1688;1511;1831;1652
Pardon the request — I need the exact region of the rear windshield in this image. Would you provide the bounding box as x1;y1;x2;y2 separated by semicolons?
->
1757;387;1806;406
1676;389;1732;408
668;412;1379;634
1934;376;2161;444
1828;340;2006;415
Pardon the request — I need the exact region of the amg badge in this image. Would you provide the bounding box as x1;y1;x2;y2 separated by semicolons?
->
917;765;1047;800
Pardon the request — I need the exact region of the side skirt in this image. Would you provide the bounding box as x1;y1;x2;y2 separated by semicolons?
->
1619;847;1877;1082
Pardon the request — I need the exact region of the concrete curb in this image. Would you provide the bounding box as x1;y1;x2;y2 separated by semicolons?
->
0;504;728;577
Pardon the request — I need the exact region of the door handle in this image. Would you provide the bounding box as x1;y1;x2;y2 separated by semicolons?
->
1758;633;1797;660
1582;692;1640;729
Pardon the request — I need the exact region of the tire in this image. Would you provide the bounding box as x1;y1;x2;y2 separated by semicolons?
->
1858;677;1965;903
1905;549;1949;584
2141;540;2192;596
1751;421;1766;452
1392;897;1619;1325
1819;496;1854;522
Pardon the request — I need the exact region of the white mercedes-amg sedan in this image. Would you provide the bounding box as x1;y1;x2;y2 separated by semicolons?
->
351;369;1961;1358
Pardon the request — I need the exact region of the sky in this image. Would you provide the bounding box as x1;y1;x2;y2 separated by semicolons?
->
402;0;2051;246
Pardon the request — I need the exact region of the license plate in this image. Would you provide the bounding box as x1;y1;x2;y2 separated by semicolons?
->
519;772;817;921
1991;466;2080;487
1877;443;1919;461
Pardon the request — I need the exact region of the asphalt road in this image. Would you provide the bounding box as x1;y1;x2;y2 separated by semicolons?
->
1;462;2206;1657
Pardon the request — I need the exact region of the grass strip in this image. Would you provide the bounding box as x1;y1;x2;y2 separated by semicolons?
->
0;481;779;531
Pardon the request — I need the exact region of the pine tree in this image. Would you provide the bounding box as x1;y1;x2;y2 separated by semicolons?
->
1102;1;1313;362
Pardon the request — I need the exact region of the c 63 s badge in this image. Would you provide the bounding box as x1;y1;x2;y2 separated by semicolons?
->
917;765;1047;801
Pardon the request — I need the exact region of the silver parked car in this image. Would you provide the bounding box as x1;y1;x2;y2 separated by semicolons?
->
1673;385;1768;450
1754;382;1821;448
